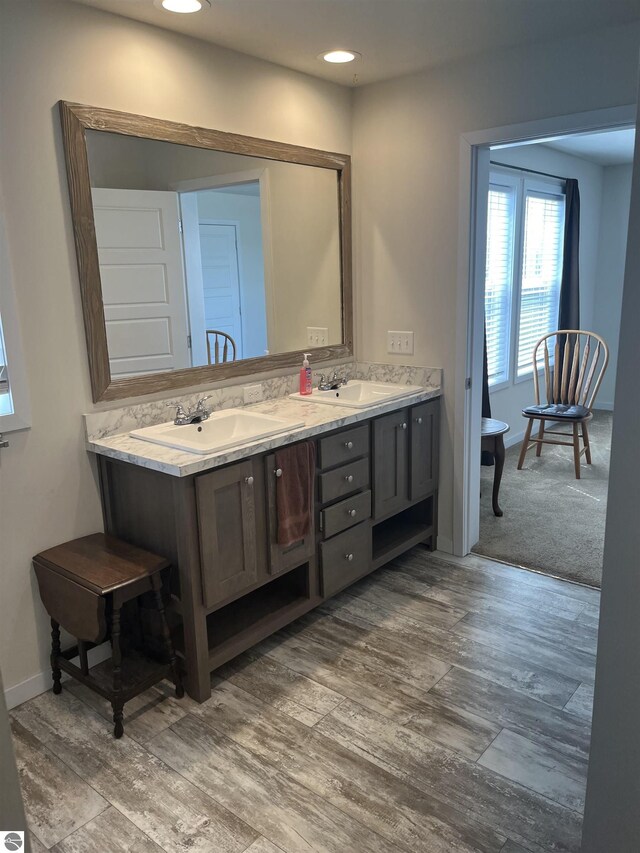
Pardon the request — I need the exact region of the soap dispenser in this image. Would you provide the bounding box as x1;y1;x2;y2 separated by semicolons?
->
299;353;312;395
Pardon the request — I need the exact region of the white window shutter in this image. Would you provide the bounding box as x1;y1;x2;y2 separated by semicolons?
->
516;191;565;377
484;184;515;386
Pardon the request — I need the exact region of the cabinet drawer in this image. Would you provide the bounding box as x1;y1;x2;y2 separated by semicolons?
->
318;425;370;470
321;489;371;539
318;457;370;505
320;521;372;598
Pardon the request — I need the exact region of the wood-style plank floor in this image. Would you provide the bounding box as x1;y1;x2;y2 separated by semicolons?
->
12;549;599;853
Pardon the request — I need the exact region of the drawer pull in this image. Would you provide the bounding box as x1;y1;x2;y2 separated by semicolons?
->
347;508;357;517
400;422;407;430
345;553;354;562
244;476;254;486
274;468;283;478
344;474;354;483
415;416;423;424
344;440;354;449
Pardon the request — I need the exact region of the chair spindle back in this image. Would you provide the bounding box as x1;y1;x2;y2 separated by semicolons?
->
206;330;237;365
532;330;609;411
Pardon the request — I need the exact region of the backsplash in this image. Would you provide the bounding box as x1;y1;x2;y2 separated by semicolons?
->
84;361;442;442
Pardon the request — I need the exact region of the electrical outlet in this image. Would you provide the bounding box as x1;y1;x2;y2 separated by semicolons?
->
243;383;263;404
307;326;329;347
387;330;414;355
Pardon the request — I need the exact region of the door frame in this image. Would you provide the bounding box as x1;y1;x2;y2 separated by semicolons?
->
170;169;277;353
199;218;244;359
454;104;636;556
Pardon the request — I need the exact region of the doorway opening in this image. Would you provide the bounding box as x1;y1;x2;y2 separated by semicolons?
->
454;106;636;589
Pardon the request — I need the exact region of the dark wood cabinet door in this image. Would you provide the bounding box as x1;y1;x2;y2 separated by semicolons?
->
373;409;410;520
196;460;259;609
264;454;315;577
410;399;440;501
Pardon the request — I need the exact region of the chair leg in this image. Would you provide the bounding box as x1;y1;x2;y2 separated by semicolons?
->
536;419;545;457
517;420;534;470
572;423;581;479
582;420;592;464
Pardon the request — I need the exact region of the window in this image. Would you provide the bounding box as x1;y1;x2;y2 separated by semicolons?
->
0;207;31;432
484;170;565;388
0;311;12;415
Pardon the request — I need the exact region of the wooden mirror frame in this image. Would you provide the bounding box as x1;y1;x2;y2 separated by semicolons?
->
59;101;353;403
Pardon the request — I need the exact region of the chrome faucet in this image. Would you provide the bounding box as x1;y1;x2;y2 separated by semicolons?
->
317;370;348;391
168;396;211;425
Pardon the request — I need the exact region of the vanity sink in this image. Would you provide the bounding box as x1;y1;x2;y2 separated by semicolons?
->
130;409;304;455
290;380;423;408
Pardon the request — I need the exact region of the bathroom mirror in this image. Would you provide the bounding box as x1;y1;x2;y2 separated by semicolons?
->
59;102;352;402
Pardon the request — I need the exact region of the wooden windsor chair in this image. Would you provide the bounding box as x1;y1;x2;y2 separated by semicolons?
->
206;329;237;365
517;330;609;479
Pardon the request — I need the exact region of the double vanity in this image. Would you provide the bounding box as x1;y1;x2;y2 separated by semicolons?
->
88;379;440;702
59;101;441;703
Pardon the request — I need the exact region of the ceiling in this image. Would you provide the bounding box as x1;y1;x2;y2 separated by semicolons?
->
543;128;636;166
70;0;640;87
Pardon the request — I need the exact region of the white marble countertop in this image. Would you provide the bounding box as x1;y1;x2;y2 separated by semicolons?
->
86;387;441;477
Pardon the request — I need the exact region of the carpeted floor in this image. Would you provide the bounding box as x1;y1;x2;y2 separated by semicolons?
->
473;409;612;588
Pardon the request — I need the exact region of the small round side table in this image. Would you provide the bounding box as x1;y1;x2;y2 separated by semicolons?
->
481;417;510;517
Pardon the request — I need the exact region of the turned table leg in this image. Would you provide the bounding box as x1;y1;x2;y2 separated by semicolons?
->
51;619;62;695
110;604;124;738
150;573;184;699
492;435;505;517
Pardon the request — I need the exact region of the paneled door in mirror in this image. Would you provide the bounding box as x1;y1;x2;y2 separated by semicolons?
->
59;102;352;402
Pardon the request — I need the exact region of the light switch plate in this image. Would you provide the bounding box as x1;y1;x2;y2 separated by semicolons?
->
387;330;414;355
243;383;263;404
307;326;329;347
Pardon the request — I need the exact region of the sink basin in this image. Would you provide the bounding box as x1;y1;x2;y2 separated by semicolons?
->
290;380;423;408
130;409;304;455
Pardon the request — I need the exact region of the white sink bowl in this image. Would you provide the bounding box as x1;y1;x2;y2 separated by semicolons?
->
130;409;304;455
290;380;423;408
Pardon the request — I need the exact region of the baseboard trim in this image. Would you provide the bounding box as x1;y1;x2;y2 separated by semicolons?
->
504;428;526;450
5;643;112;711
436;535;453;554
594;402;614;412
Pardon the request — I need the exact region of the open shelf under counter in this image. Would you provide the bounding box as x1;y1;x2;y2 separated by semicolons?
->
202;562;319;670
372;497;435;570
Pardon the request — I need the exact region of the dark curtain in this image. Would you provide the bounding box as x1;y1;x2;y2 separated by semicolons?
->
557;179;581;380
481;325;494;466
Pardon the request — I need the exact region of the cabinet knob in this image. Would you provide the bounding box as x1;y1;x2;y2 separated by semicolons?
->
344;474;354;483
344;440;354;449
400;422;407;430
274;468;283;478
345;553;354;562
415;417;423;424
347;508;357;517
244;476;254;486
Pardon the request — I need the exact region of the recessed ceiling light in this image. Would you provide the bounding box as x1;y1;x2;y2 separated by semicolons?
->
156;0;211;13
320;50;361;64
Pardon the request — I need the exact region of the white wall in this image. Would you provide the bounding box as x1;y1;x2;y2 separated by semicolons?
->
0;0;351;699
352;22;640;549
581;112;640;853
592;163;633;408
487;144;604;444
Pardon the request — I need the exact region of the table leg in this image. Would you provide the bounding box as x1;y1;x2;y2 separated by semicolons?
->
151;573;184;699
51;619;62;695
111;604;124;738
492;435;505;517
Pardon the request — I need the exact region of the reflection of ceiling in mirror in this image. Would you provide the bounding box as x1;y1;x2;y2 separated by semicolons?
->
86;130;343;380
